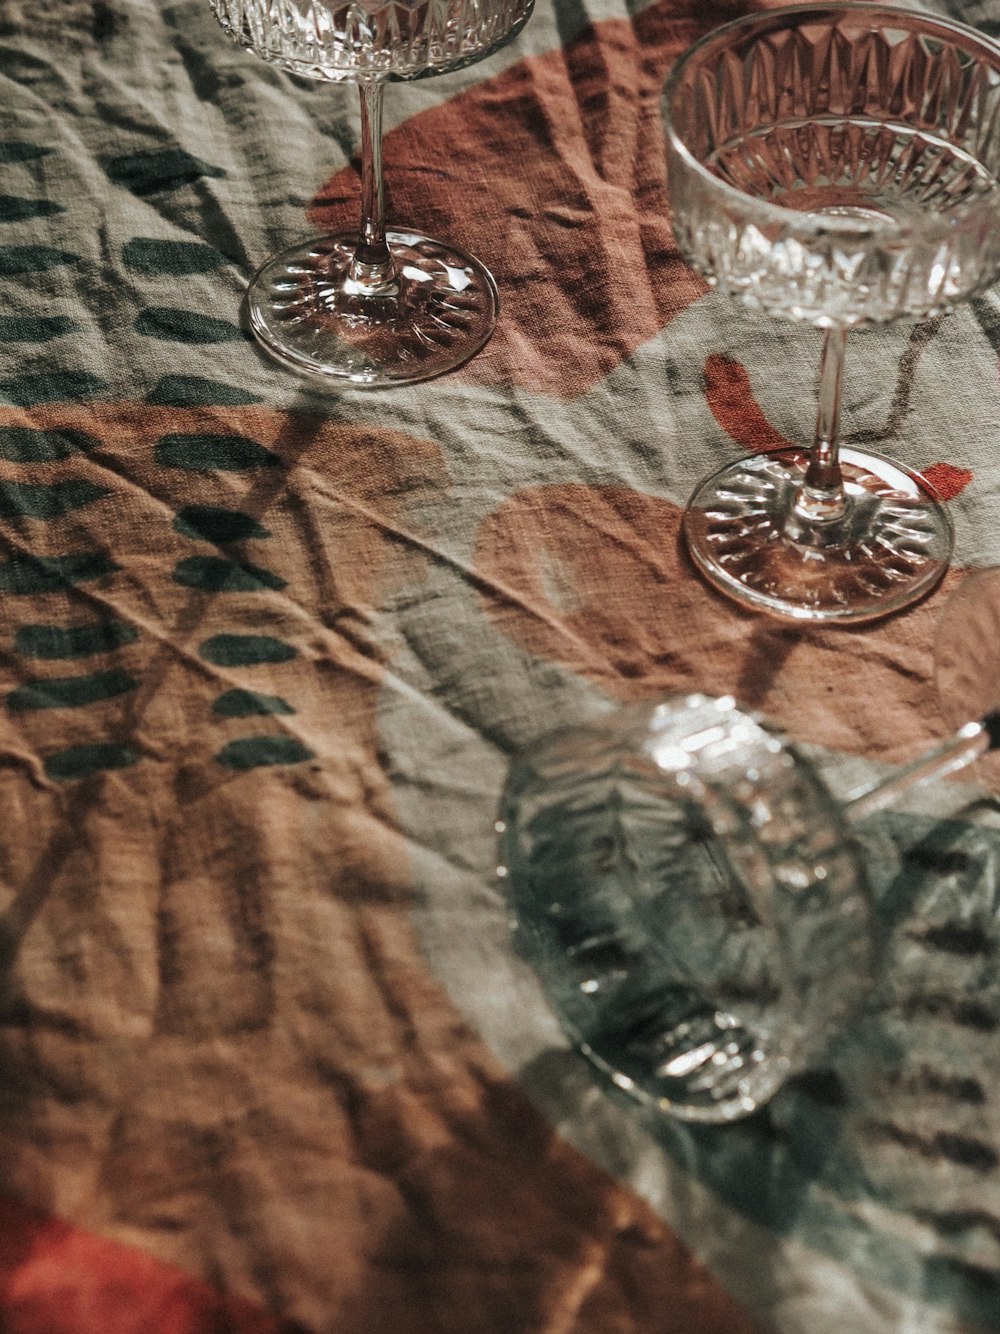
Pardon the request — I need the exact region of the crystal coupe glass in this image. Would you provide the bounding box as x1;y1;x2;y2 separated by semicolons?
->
211;0;533;385
498;691;1000;1123
663;6;1000;622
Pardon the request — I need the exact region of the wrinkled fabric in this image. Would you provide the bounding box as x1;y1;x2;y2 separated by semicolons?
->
0;0;997;1330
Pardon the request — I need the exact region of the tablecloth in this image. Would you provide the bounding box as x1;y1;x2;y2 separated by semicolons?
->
1;0;1000;1329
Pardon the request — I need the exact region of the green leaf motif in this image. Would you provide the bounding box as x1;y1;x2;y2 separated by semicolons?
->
0;195;63;221
0;372;109;406
0;143;52;163
123;238;226;275
8;668;137;711
44;742;137;781
217;736;314;770
0;552;119;594
199;634;297;666
0;315;77;343
105;148;225;196
172;556;286;592
0;246;78;274
147;375;262;408
0;427;97;461
0;479;109;519
156;433;280;472
136;307;242;343
213;689;296;718
174;504;270;542
15;620;139;660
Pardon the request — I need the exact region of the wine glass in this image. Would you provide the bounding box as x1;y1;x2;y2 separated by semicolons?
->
662;5;1000;623
498;688;1000;1123
210;0;533;386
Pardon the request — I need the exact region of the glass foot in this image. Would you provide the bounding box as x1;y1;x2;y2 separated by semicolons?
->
682;447;953;624
245;230;499;387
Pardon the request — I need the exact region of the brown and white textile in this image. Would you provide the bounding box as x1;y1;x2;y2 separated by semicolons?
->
0;0;998;1330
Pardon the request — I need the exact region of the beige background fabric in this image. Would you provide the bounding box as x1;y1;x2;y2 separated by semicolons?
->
0;0;998;1330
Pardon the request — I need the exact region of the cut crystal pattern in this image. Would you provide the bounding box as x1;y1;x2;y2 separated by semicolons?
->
664;7;1000;325
246;230;499;385
682;447;953;622
211;0;532;79
499;694;875;1122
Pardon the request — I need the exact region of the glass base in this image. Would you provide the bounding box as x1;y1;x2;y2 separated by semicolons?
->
683;447;953;624
245;230;499;387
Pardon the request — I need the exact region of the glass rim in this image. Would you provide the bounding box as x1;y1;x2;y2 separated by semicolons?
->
661;1;1000;242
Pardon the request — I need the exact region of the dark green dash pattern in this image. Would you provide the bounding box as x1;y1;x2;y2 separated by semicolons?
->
16;619;139;660
8;667;137;712
44;741;137;782
0;426;97;461
0;245;79;274
213;689;295;718
172;556;286;592
156;433;279;472
105;148;225;196
123;238;226;275
217;736;314;770
0;552;119;594
0;371;108;406
0;315;77;343
0;479;108;520
199;634;297;666
0;143;52;163
147;375;263;408
136;307;242;343
0;195;63;221
174;504;270;542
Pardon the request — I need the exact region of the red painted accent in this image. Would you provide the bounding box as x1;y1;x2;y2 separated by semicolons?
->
0;1197;301;1334
703;354;797;453
307;3;733;394
922;462;974;501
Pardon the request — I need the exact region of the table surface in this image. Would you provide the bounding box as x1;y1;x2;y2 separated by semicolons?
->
2;0;1000;1330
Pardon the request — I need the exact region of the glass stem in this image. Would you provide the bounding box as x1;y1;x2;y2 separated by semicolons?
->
844;713;1000;823
789;327;850;531
347;76;397;295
